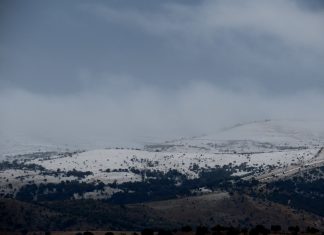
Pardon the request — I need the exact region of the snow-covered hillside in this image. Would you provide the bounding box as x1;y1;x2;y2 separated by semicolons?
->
146;120;324;153
1;119;324;199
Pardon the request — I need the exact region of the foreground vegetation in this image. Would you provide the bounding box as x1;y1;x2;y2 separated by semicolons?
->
1;224;323;235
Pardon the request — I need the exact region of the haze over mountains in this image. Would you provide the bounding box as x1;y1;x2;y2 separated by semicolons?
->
2;119;324;158
1;119;324;197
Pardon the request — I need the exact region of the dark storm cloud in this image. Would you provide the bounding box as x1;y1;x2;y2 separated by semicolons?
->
0;0;324;148
0;0;323;94
296;0;324;10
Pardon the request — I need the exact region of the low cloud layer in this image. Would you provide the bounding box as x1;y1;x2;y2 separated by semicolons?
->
1;83;324;150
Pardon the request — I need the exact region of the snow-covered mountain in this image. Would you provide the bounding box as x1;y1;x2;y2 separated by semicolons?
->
146;119;324;153
1;119;324;199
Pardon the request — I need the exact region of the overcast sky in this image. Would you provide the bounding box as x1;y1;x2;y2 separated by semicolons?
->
1;0;324;149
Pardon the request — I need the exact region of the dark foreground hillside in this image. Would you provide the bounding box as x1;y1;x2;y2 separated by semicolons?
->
1;192;323;233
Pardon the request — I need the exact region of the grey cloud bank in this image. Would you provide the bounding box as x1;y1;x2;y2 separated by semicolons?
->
0;0;324;149
1;84;323;149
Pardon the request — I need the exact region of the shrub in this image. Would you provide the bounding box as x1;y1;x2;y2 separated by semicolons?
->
288;226;300;234
306;227;319;234
142;228;154;235
20;229;28;235
158;229;173;235
196;226;209;235
181;225;193;232
270;225;281;232
84;232;94;235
